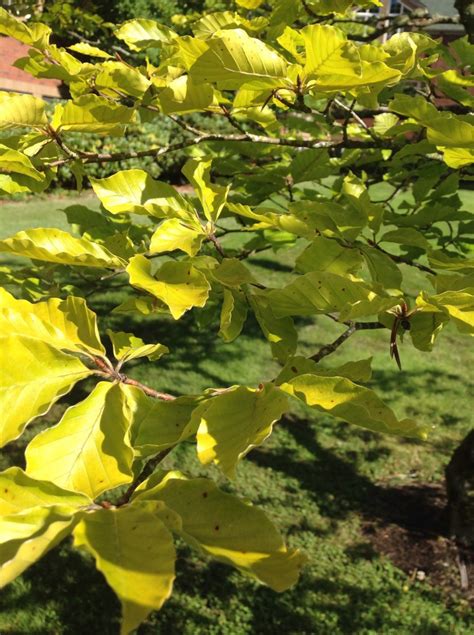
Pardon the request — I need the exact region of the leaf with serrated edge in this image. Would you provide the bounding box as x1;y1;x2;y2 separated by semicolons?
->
25;383;134;498
0;336;92;447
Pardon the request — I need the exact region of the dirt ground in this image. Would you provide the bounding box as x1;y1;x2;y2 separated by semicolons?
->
362;483;474;603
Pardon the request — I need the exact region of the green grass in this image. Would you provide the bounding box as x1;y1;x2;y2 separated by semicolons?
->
0;195;473;634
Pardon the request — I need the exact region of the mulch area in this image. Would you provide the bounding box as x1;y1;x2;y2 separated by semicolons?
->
362;482;474;602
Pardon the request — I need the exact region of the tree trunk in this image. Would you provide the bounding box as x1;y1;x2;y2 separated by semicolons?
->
455;0;474;41
445;429;474;588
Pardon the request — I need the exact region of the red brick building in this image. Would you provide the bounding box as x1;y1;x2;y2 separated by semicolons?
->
0;35;61;96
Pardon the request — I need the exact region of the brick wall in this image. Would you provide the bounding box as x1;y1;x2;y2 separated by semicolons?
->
0;36;62;97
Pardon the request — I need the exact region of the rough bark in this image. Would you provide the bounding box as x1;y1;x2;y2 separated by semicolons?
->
445;429;474;588
455;0;474;41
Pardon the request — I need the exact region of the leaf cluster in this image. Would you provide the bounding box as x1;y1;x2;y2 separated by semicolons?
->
0;2;473;632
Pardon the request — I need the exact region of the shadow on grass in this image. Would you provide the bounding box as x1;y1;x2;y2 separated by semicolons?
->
249;416;447;536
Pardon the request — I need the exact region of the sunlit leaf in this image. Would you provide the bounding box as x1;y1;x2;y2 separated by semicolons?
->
183;28;288;89
107;330;169;364
73;503;176;634
0;92;48;130
126;254;210;319
0;337;92;447
183;158;230;222
133;472;306;591
149;219;205;257
0;289;105;357
193;384;288;476
0;228;125;268
25;382;134;498
279;374;426;438
0;505;82;588
90;169;195;220
115;18;177;51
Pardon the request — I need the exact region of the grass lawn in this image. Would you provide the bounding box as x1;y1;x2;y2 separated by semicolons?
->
0;194;473;634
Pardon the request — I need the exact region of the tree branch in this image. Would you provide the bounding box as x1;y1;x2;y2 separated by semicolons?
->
368;240;437;275
93;357;176;401
45;133;389;169
311;321;386;363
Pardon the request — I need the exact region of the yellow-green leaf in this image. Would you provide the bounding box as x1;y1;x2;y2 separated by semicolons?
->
0;505;81;588
0;336;92;447
276;356;373;385
95;61;151;99
267;272;395;320
90;169;195;220
125;387;201;458
183;158;230;223
115;18;177;51
0;144;45;181
126;255;210;319
193;384;288;477
219;288;248;342
0;92;47;130
133;472;306;592
73;504;176;634
68;42;113;58
248;291;297;362
302;24;361;81
52;95;135;134
295;237;363;275
0;467;90;516
417;290;474;334
0;289;105;357
280;374;426;438
212;258;256;287
184;28;288;90
107;329;169;364
149;219;205;256
158;75;216;114
0;228;124;268
25;382;134;498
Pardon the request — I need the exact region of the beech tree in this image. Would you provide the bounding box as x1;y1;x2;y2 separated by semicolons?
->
0;2;473;632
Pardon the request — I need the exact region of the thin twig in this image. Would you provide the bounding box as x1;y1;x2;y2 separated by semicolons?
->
368;240;437;275
116;447;174;506
333;98;379;141
45;133;388;169
92;357;175;401
208;233;226;259
311;321;385;363
120;376;176;401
